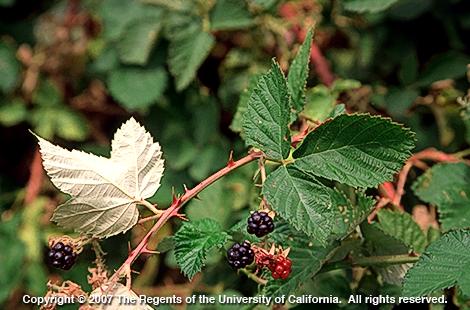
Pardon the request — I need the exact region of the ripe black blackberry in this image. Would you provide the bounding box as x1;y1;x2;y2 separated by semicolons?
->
247;211;274;237
227;241;254;269
47;242;77;270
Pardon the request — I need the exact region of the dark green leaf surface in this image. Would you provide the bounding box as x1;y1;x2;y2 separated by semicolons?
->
210;0;253;31
293;114;415;188
0;42;20;93
415;52;470;87
117;17;162;65
168;24;215;91
99;0;145;41
343;0;400;13
242;60;291;160
108;67;167;110
330;190;375;239
376;209;427;253
263;166;337;246
174;219;229;280
362;222;409;256
287;28;313;114
403;229;470;297
413;163;470;230
230;75;259;133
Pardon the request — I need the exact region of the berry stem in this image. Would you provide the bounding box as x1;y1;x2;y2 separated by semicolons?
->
109;151;264;284
239;268;268;285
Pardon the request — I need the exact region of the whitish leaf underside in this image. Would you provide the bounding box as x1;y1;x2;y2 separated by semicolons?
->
37;118;164;238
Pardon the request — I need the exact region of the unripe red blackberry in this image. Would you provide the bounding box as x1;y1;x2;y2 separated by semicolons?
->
269;256;292;280
46;242;77;270
247;211;274;237
227;241;254;269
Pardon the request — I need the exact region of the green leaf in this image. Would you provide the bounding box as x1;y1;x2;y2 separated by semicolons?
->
330;190;375;239
398;51;419;84
403;229;470;297
264;242;338;297
186;178;234;228
462;101;470;145
361;222;414;286
331;79;361;94
293;114;415;188
99;0;144;41
108;67;167;110
188;145;225;181
0;42;20;93
388;0;433;20
0;98;27;126
32;79;62;107
230;75;259;133
30;105;89;141
415;52;470;87
210;0;253;31
328;104;346;119
174;219;229;280
385;88;419;119
301;85;336;122
301;80;359;122
263;166;337;246
90;47;120;74
242;60;291;160
168;22;215;91
287;28;313;113
0;0;15;7
117;17;162;65
361;222;409;256
0;214;25;304
412;163;470;230
343;0;400;13
376;209;427;253
250;0;279;10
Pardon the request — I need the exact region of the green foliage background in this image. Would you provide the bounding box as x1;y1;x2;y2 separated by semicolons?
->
0;0;469;309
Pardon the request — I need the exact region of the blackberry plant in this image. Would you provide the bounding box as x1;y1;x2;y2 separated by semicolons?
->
31;28;463;307
0;1;466;306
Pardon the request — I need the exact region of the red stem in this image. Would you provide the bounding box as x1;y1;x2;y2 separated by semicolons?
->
110;151;264;282
370;148;469;222
310;43;335;87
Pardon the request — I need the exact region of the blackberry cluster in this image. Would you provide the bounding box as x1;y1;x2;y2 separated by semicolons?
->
227;241;254;269
247;211;274;237
47;242;77;270
269;256;292;280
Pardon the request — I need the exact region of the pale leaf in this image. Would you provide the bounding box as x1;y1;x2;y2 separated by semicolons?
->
36;117;164;238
